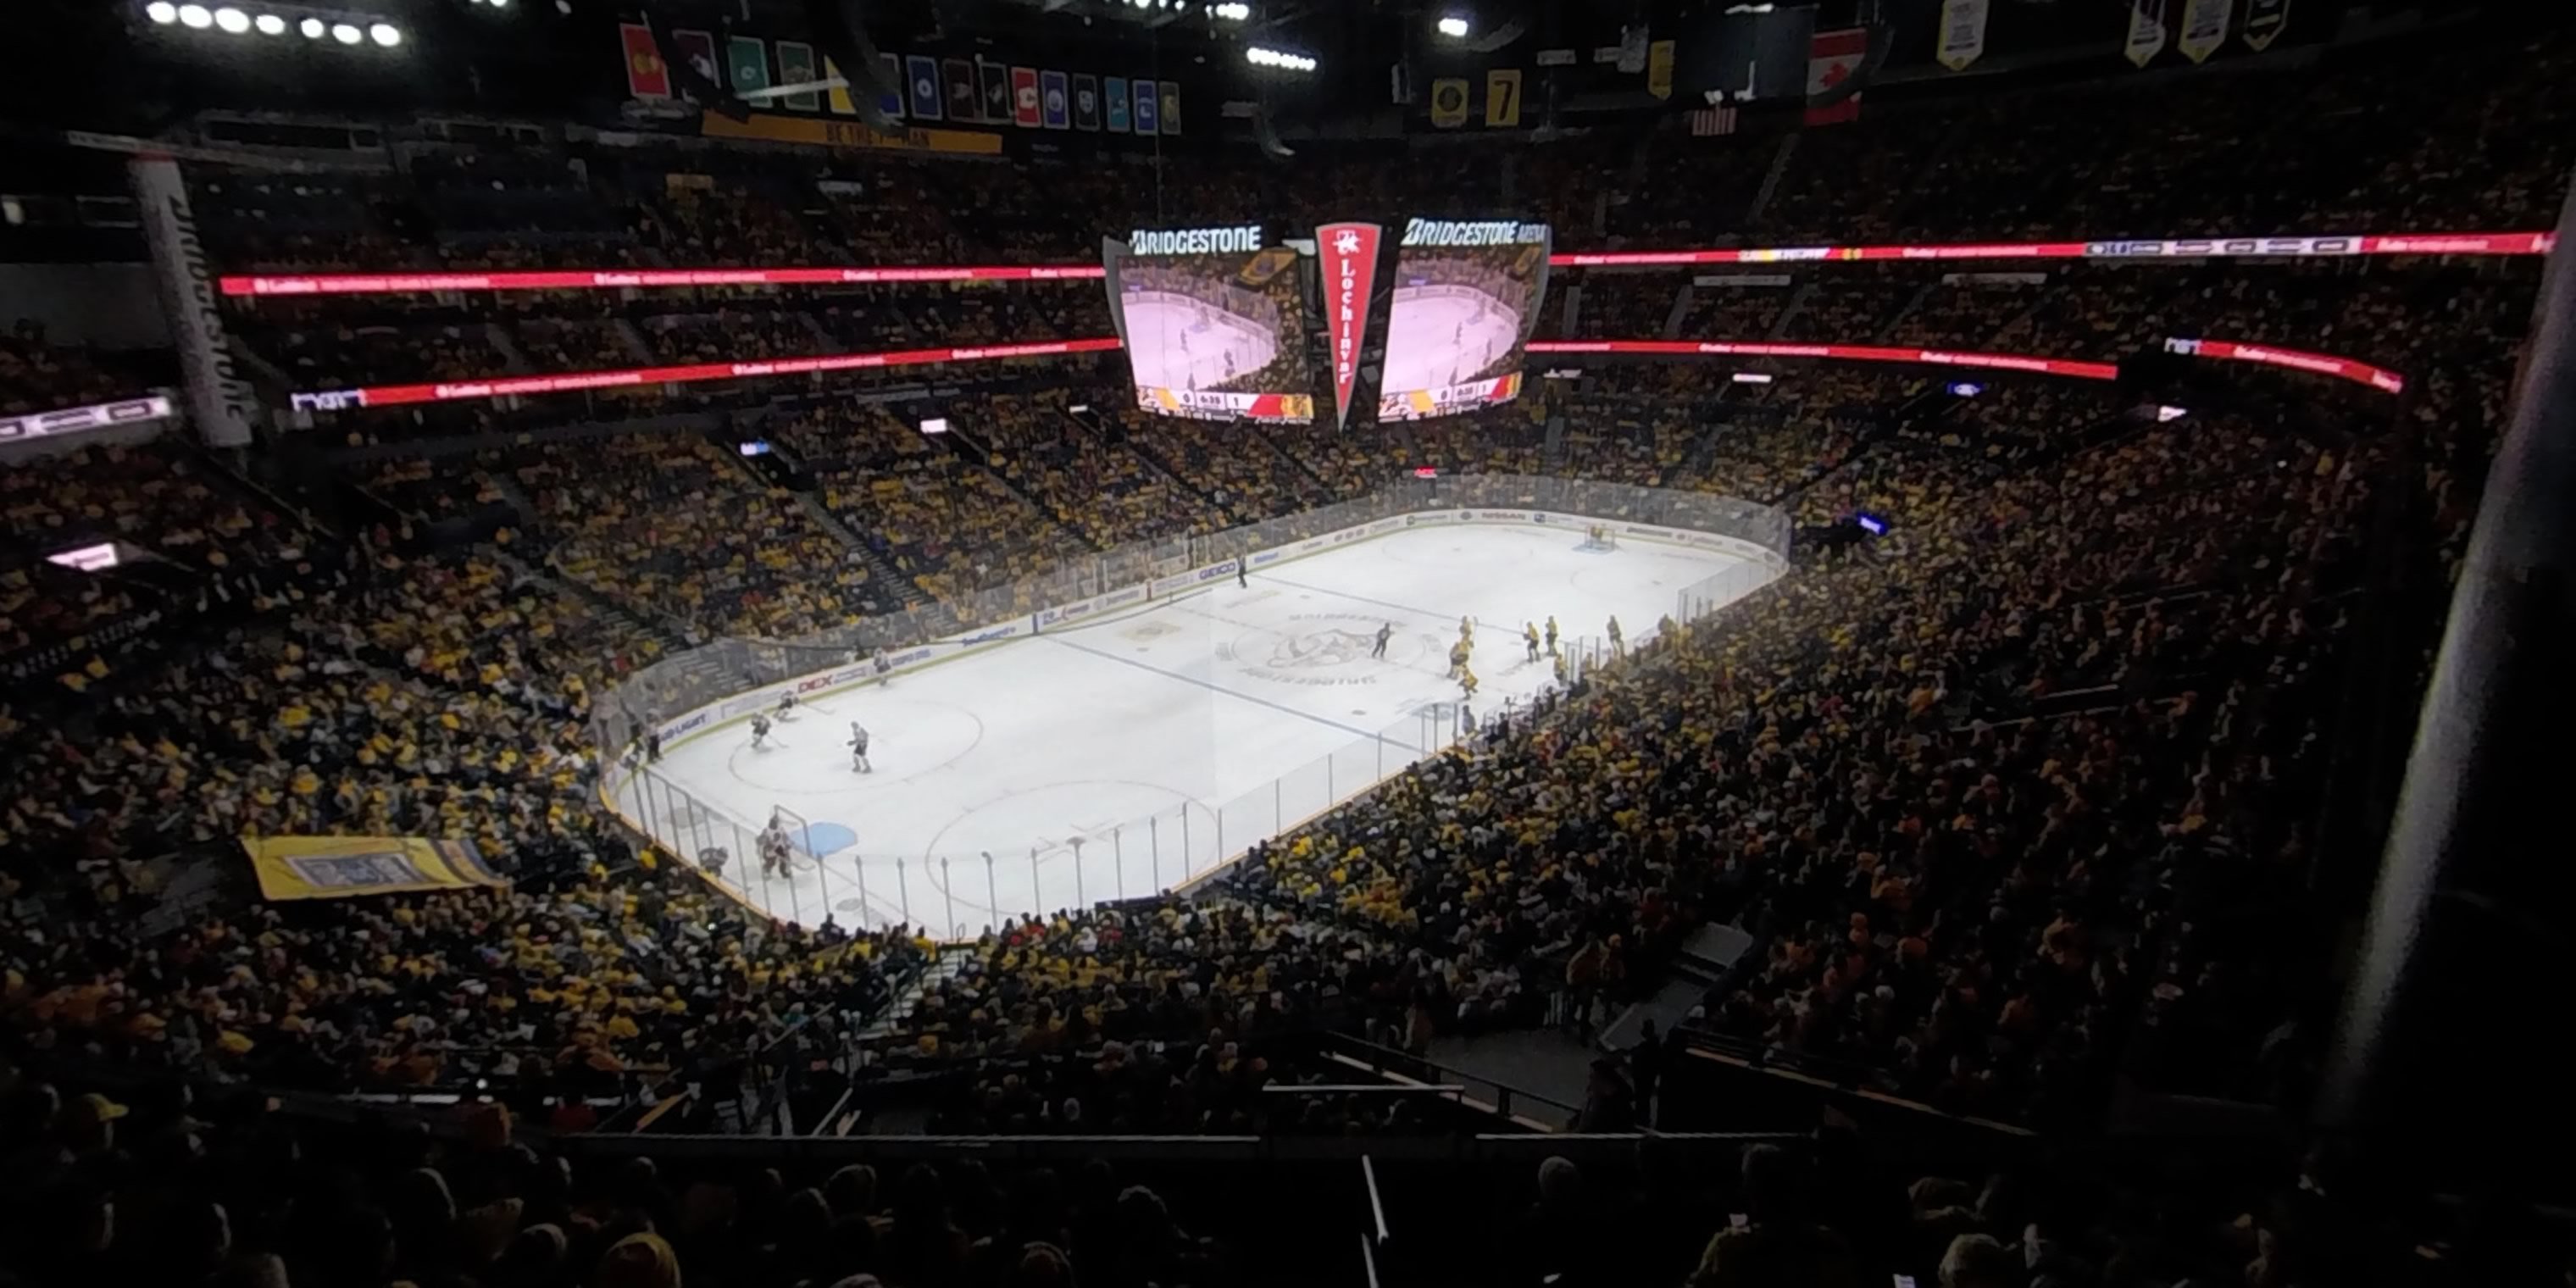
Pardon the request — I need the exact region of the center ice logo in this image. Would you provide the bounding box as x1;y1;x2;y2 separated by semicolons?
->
1267;629;1374;670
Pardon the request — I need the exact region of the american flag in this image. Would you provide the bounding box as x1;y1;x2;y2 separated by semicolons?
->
1690;104;1738;136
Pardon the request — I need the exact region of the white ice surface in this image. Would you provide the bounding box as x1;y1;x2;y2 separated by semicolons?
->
1122;294;1278;391
634;525;1754;935
1380;286;1524;395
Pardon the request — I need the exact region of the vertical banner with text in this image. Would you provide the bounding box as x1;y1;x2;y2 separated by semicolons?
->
2178;0;2234;63
1936;0;1990;71
130;158;258;447
1316;222;1381;430
2125;0;2170;66
2241;0;2289;49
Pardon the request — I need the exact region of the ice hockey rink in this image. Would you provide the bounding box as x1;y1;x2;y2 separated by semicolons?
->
628;523;1768;935
1381;286;1524;393
1122;293;1280;390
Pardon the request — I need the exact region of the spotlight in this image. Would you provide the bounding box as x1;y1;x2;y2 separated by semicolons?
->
368;21;399;46
1436;15;1468;37
330;21;359;42
146;1;178;23
213;6;248;31
1246;46;1317;72
253;12;283;32
177;3;212;27
298;15;323;36
1209;1;1248;17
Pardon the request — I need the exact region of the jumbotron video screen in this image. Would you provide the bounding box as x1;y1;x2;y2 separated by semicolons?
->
1376;218;1553;421
1107;225;1315;423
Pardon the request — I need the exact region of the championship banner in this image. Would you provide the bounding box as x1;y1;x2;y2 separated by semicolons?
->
1646;39;1675;99
242;836;507;902
2178;0;2232;63
1134;79;1161;133
822;58;857;115
1317;221;1381;430
669;30;719;99
130;158;258;447
1013;67;1042;127
1105;76;1132;132
906;54;944;119
1159;83;1182;135
777;42;821;110
1936;0;1990;71
1430;78;1470;128
726;36;770;96
1041;69;1072;129
1804;28;1866;125
1074;74;1102;130
619;22;669;98
2241;0;2288;50
2124;0;2169;67
978;58;1012;123
942;58;979;121
1485;69;1522;127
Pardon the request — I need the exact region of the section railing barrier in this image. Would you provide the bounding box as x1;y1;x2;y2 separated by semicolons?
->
591;476;1791;933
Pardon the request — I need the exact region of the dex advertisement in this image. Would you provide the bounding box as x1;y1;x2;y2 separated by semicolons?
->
1375;218;1552;422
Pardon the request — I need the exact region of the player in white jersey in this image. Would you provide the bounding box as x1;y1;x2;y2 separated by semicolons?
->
874;647;893;686
748;713;773;749
848;721;873;773
758;820;791;880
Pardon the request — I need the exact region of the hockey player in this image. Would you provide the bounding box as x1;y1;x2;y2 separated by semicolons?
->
1458;665;1479;700
758;821;790;880
848;721;873;774
874;647;893;687
1236;560;1248;589
774;690;797;719
1524;622;1541;663
1552;652;1569;686
1545;616;1559;654
1607;614;1624;657
1447;638;1471;680
749;712;773;750
1373;621;1394;660
1457;614;1474;643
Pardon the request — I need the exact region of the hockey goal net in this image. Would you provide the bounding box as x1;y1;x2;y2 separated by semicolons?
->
1579;525;1619;552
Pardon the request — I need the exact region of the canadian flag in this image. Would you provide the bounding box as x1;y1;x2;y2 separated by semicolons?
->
1314;222;1381;431
1804;27;1867;126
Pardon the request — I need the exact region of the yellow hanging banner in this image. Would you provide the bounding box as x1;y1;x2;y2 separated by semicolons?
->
1647;40;1676;99
241;836;508;902
1430;78;1471;128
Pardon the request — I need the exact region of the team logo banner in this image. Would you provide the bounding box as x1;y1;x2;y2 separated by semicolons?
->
777;42;821;111
1134;78;1161;133
978;58;1011;122
725;36;769;96
1647;39;1675;99
906;54;943;119
619;23;669;98
1041;69;1072;129
1317;222;1382;430
821;58;857;115
669;30;719;99
874;53;905;119
943;58;979;120
1160;83;1182;135
1074;74;1102;130
1937;0;1990;71
2240;0;2288;50
1012;66;1042;127
1106;76;1132;131
2179;0;2233;63
242;836;507;902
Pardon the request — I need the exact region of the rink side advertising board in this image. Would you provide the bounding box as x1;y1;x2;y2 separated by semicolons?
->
1107;225;1317;423
1376;219;1552;422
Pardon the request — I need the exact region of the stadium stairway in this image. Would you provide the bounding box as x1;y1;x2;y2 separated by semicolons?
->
483;320;533;374
1743;133;1802;229
1875;278;1944;342
1766;281;1818;340
852;944;982;1044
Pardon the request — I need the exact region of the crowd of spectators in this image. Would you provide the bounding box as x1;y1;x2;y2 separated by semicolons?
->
0;24;2568;1285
